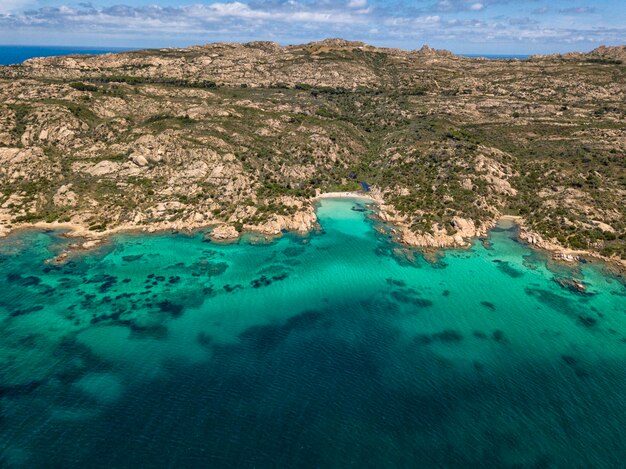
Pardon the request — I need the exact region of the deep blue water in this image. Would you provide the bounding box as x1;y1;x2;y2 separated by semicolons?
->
0;45;133;65
0;199;625;467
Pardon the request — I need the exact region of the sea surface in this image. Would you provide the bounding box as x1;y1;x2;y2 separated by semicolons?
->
0;46;133;65
0;199;625;468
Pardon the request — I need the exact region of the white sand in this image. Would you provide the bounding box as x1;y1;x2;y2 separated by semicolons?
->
311;191;381;203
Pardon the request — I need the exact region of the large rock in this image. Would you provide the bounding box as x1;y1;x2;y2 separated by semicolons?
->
84;160;121;176
53;184;78;207
209;224;239;241
130;153;149;167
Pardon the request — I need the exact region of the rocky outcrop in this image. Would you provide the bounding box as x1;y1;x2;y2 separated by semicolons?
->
533;45;626;63
53;184;78;207
396;216;487;249
248;209;317;236
208;224;240;241
0;147;57;182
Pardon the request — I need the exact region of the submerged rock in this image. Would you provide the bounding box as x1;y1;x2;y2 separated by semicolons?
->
554;277;588;294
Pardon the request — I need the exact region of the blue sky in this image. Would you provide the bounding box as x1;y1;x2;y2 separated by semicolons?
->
0;0;624;53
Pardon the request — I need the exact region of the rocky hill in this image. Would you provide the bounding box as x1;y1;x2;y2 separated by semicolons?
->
0;40;624;265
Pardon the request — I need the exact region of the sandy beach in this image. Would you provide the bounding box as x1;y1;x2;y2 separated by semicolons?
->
311;191;382;203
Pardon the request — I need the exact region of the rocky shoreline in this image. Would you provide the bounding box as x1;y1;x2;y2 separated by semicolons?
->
2;193;624;278
1;40;623;268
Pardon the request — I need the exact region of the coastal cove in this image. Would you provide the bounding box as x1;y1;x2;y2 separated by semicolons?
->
3;191;624;277
1;198;625;467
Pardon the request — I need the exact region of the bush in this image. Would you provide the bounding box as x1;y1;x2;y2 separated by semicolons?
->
70;82;99;92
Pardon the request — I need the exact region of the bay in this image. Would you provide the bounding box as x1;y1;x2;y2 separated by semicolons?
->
0;198;624;467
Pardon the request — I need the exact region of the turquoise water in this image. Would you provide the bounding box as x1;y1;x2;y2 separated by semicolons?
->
0;199;625;467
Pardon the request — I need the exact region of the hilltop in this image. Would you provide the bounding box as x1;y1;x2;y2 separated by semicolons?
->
0;40;624;266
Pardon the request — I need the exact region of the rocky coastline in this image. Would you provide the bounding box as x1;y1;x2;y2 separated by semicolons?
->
1;40;623;271
3;192;623;278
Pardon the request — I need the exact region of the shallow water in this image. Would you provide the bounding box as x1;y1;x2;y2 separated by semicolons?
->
1;199;625;468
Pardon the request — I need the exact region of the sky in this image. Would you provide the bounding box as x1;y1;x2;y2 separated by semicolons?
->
0;0;624;54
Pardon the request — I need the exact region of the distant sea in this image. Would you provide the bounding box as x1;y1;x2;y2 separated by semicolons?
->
461;54;531;60
0;45;134;65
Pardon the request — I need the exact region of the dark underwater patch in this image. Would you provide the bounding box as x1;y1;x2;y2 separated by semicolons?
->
416;335;434;345
87;273;117;284
0;380;45;398
9;305;44;317
561;355;577;366
416;329;464;345
492;330;508;344
577;315;597;328
257;264;288;276
560;355;589;378
386;278;407;287
433;329;463;342
122;254;144;262
282;246;305;258
7;273;41;286
250;273;288;288
90;309;126;324
238;310;326;353
86;274;118;293
223;284;243;293
251;276;272;288
284;310;326;330
524;286;577;316
480;301;496;311
197;332;212;347
157;300;184;317
524;287;598;329
128;323;168;339
390;290;434;308
493;260;523;278
194;260;228;277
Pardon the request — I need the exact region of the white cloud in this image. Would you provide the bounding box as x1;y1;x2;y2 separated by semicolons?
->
0;0;623;51
208;2;270;19
415;15;442;26
347;0;367;8
0;0;35;13
558;6;596;15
